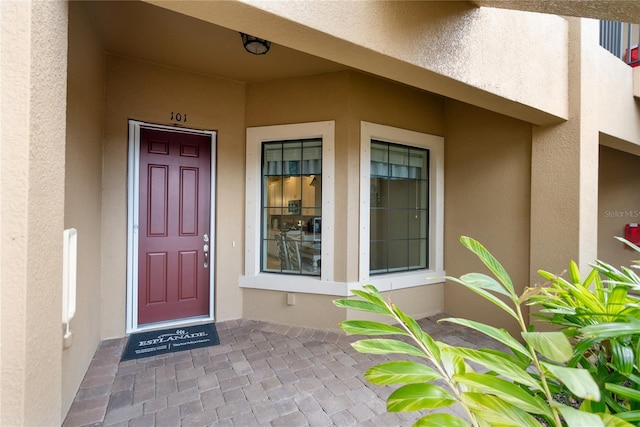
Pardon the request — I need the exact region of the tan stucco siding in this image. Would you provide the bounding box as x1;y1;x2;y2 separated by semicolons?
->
1;1;68;425
243;290;344;330
598;146;640;268
246;72;351;284
597;49;640;147
101;56;246;338
244;71;445;328
444;100;532;335
529;18;600;294
347;73;445;284
148;0;568;125
62;1;107;417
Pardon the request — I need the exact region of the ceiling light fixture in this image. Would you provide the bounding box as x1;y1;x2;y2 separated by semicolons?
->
240;32;271;55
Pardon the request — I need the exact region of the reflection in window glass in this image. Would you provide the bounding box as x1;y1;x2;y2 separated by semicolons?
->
370;140;429;274
262;139;322;276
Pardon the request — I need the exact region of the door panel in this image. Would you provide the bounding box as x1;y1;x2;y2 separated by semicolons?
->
138;128;211;325
148;165;168;236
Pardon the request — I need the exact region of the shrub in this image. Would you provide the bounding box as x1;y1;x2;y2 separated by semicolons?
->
334;236;633;426
529;237;640;422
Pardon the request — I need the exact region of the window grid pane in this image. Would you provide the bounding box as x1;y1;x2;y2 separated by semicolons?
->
262;139;322;276
370;140;429;275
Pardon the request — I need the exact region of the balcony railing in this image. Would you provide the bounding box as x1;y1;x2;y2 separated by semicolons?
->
600;20;639;67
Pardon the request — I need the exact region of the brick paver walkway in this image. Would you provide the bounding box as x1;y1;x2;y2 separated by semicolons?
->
63;315;498;426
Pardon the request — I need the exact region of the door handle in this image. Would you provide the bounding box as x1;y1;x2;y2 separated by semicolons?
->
203;234;209;269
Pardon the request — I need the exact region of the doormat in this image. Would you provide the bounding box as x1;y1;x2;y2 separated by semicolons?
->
121;323;220;361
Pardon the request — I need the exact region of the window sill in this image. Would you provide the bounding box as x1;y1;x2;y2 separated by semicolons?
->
362;269;446;292
239;269;445;296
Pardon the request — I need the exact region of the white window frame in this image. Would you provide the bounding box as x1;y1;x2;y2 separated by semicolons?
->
241;121;340;295
359;121;445;292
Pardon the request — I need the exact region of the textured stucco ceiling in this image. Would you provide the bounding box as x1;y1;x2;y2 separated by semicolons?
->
84;1;346;83
85;0;638;87
473;1;640;24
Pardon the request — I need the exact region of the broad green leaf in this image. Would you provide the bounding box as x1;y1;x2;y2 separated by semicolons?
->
445;347;541;390
453;373;551;416
541;362;600;401
607;286;629;316
583;266;601;288
627;372;640;387
621;305;640;318
615;236;640;253
459;272;510;297
594;259;626;280
612;411;640;423
392;304;441;361
553;402;603;427
570;336;600;367
605;383;640;403
333;298;390;315
582;320;640;339
364;361;440;385
440;345;467;378
351;287;388;307
339;320;408;336
522;331;572;363
352;339;425;358
417;331;441;363
478;347;531;368
460;236;516;297
460;392;541;427
478;347;532;371
604;392;629;415
447;276;518;320
362;284;383;297
440;317;529;359
611;339;634;376
386;383;455;412
594;272;605;304
414;413;470;427
621;266;640;285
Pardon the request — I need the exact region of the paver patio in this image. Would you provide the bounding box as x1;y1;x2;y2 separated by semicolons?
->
63;314;502;427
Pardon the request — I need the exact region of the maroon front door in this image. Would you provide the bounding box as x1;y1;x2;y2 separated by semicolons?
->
138;128;211;325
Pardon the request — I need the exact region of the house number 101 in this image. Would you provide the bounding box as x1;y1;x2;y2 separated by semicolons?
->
171;112;187;123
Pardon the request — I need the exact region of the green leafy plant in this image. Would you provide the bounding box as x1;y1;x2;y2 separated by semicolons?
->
529;237;640;421
334;236;632;426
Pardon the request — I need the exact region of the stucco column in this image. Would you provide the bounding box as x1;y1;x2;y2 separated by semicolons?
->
530;18;599;288
1;1;68;425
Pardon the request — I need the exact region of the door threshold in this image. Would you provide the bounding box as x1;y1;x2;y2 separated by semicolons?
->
128;315;213;334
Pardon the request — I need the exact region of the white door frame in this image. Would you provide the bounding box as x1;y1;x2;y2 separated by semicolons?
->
126;120;217;333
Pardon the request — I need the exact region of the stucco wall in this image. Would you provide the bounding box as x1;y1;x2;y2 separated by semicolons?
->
101;56;246;337
598;145;640;268
150;0;568;125
243;71;445;328
62;1;106;416
597;48;640;147
444;100;531;335
246;71;350;281
346;73;445;323
1;1;68;425
529;18;600;287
